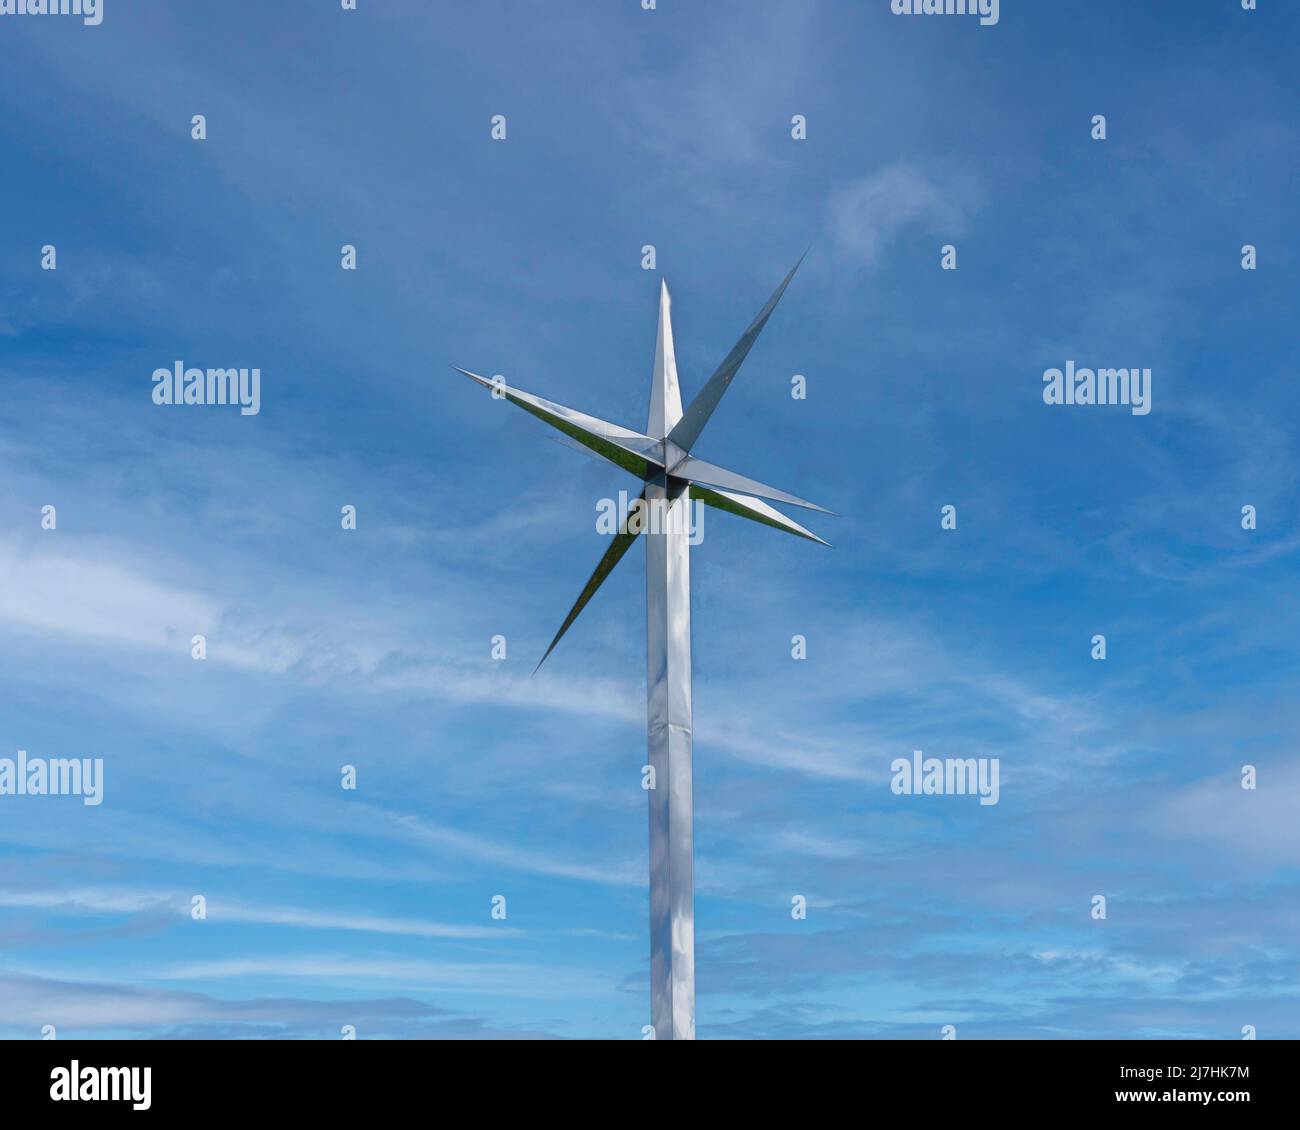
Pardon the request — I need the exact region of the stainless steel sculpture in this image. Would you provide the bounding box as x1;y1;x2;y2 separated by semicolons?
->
453;258;829;1039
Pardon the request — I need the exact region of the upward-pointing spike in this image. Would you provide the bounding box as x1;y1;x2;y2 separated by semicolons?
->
666;252;806;453
647;279;683;440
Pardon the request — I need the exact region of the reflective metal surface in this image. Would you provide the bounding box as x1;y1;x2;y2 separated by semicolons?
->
645;280;694;1039
691;483;831;546
452;366;664;479
453;260;825;1039
645;473;695;1040
535;493;643;672
674;454;833;514
647;278;682;439
666;252;806;452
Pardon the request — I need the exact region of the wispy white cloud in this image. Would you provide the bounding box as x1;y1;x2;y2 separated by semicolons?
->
0;543;217;654
153;955;613;999
369;807;642;888
0;887;517;940
828;164;976;270
0;971;555;1037
1150;765;1300;865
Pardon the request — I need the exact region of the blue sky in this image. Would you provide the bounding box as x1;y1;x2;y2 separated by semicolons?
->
1;0;1297;1039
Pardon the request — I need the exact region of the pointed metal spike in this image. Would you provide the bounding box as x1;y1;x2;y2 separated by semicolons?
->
546;433;619;465
666;253;805;452
534;497;645;672
450;366;664;479
674;455;833;514
451;364;494;390
691;484;831;546
647;279;684;440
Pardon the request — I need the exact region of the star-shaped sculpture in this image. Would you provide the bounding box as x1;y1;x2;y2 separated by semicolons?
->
453;256;830;1038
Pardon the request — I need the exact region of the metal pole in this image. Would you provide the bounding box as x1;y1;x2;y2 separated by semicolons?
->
645;478;695;1040
645;280;695;1040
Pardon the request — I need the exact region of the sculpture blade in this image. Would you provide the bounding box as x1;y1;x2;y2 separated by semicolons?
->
666;253;805;453
647;279;684;439
691;484;830;546
452;367;664;479
674;454;832;514
535;496;644;671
